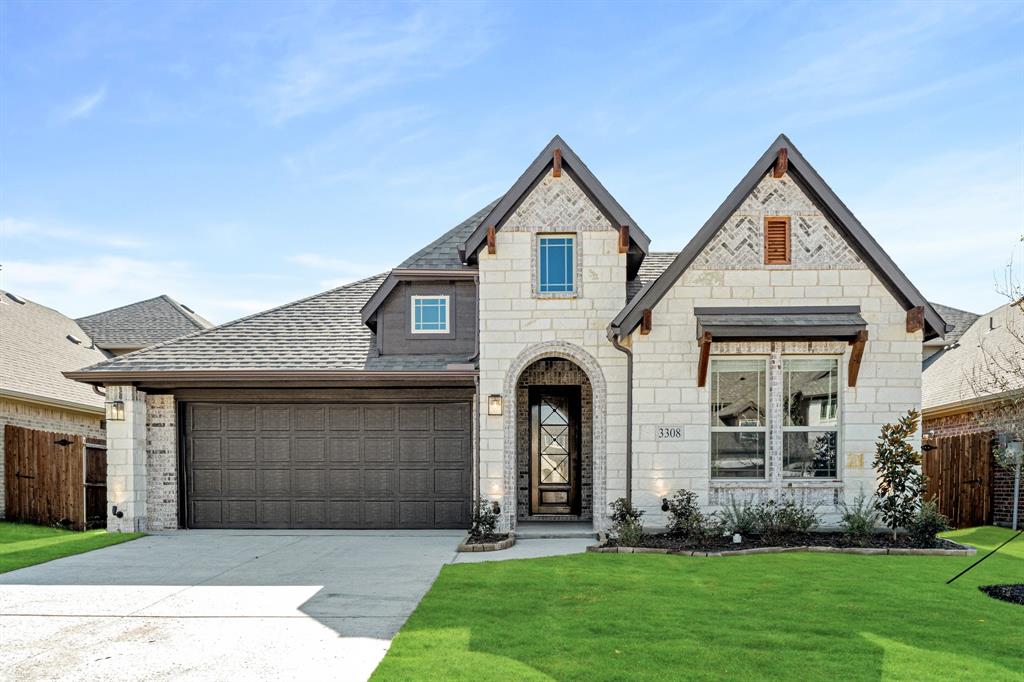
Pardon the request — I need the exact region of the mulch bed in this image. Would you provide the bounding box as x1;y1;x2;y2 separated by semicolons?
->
463;533;510;545
605;531;963;552
979;584;1024;606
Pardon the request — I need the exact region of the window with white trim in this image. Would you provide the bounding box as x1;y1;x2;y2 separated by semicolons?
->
710;358;767;478
538;235;575;294
782;358;840;478
411;295;449;333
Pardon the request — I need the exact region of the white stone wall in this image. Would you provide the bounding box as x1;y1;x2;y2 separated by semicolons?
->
630;172;922;526
477;168;629;530
0;398;105;517
106;385;148;532
146;394;178;530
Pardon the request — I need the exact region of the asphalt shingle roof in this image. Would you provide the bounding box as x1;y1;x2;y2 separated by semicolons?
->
72;274;403;374
76;295;212;349
927;302;980;348
397;200;498;271
627;252;677;302
923;301;1024;410
1;291;107;410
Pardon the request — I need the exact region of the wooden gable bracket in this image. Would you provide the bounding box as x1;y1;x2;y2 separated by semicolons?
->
640;308;653;335
906;306;925;334
552;148;562;177
697;331;713;388
773;147;788;178
848;330;868;387
486;225;496;255
618;225;630;254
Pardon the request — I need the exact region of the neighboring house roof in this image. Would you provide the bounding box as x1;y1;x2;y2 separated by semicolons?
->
66;275;477;382
923;301;1024;412
1;291;107;412
926;302;980;348
610;134;947;341
459;135;651;266
76;295;213;349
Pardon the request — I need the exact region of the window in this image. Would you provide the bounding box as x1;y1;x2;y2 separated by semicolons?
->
764;216;791;265
411;295;449;333
710;359;767;478
782;358;840;478
538;235;575;293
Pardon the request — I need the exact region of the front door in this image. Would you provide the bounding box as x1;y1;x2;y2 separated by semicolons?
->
529;386;581;515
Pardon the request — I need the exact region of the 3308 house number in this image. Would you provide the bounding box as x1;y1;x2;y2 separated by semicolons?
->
656;427;682;440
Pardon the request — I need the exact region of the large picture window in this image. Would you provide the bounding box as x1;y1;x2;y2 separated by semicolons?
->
411;295;449;333
782;358;840;478
710;358;767;478
538;235;575;294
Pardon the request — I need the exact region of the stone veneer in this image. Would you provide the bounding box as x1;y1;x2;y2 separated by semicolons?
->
515;358;593;520
146;394;178;530
0;397;105;517
105;385;148;532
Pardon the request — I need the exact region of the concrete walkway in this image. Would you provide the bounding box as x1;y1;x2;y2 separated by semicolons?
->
0;530;461;681
452;538;594;563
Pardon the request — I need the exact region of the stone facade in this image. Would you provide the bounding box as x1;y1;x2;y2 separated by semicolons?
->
515;358;593;520
478;168;626;531
0;397;105;517
146;394;178;530
628;172;922;526
105;385;149;532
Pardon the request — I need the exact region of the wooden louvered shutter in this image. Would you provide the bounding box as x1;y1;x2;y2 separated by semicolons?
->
764;216;791;265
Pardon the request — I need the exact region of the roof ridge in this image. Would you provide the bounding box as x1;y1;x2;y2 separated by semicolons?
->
158;294;211;330
76;295;166;323
72;272;389;374
929;301;980;317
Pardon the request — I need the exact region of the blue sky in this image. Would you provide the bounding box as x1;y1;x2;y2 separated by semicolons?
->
2;1;1022;324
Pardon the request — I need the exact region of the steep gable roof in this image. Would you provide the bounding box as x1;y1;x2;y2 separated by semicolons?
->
458;135;650;269
927;303;980;348
1;291;107;412
610;134;947;340
77;295;212;349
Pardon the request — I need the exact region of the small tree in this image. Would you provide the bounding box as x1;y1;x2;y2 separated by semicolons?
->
874;409;925;539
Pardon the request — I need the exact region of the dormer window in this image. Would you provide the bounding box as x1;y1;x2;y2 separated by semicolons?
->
538;234;575;294
411;295;449;333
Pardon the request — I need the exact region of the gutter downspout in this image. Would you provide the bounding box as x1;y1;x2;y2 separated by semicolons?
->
609;326;633;505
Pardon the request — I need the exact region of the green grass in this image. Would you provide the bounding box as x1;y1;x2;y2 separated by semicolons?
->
0;521;142;573
374;527;1023;681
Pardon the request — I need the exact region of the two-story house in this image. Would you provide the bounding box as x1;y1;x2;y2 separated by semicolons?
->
67;135;946;533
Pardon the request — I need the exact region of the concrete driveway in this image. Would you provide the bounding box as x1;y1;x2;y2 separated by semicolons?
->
0;530;463;681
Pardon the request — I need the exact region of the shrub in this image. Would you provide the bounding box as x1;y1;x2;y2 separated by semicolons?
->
665;489;724;546
907;499;950;547
874;409;926;539
840;492;881;546
468;498;501;541
609;497;645;545
719;495;757;536
751;498;819;545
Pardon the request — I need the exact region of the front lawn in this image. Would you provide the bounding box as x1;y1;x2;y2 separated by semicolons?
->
0;522;141;573
373;526;1022;681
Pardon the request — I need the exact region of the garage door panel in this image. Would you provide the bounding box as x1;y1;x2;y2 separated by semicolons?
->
186;401;470;529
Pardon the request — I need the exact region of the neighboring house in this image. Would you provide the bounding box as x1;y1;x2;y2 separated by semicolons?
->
923;301;1024;527
76;295;213;356
1;292;212;519
67;134;947;533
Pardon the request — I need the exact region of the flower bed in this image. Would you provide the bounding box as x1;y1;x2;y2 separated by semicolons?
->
457;532;515;553
979;584;1024;606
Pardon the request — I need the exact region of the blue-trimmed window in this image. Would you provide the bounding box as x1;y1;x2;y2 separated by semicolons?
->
538;235;575;293
411;295;449;333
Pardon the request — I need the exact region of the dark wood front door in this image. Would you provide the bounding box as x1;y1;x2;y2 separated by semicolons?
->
529;386;581;515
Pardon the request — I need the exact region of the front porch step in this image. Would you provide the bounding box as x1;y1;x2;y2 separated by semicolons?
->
515;522;597;540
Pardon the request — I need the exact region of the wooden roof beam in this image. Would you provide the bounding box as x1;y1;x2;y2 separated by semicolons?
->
773;147;788;178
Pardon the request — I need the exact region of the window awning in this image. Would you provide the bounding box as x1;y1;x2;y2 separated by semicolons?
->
695;306;867;341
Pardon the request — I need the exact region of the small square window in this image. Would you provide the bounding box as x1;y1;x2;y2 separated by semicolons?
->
538;235;575;294
411;296;449;333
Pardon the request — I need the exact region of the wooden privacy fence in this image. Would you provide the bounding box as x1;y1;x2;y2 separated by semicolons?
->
3;425;106;530
922;431;994;529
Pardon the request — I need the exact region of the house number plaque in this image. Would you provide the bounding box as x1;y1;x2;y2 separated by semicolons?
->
656;427;682;440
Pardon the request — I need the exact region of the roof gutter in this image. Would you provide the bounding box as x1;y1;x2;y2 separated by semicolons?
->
64;369;479;386
608;326;633;505
0;388;104;415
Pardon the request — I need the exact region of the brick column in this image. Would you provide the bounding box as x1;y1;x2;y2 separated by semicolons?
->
146;394;178;530
106;385;148;532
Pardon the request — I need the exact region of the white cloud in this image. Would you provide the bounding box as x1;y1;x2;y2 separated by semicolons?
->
59;85;106;122
0;217;147;249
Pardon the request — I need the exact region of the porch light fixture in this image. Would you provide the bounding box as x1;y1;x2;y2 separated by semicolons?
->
487;395;503;416
105;400;125;421
661;498;670;512
111;505;124;519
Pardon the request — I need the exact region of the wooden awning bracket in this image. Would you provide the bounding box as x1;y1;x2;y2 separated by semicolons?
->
773;148;788;178
553;148;562;177
848;330;867;387
640;308;653;335
697;331;713;387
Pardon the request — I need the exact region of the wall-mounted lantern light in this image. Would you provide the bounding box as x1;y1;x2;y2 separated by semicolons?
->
106;400;125;421
661;498;670;512
111;505;124;519
487;395;503;416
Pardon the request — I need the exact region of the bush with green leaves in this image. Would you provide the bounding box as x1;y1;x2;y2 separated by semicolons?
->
719;495;757;536
609;497;645;545
664;489;724;545
468;498;502;541
751;498;819;546
840;492;881;546
906;499;950;547
873;409;926;539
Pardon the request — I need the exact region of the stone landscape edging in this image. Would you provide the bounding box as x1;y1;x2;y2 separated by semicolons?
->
586;542;976;557
457;532;516;553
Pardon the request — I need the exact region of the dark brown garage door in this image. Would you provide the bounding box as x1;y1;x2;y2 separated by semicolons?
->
183;402;472;529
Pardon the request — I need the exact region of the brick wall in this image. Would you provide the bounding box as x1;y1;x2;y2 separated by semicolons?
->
0;397;104;518
146;394;178;530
